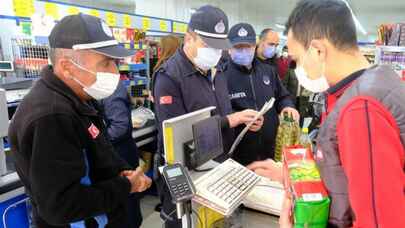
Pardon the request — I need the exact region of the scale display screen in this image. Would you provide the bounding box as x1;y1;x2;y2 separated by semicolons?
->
0;61;13;72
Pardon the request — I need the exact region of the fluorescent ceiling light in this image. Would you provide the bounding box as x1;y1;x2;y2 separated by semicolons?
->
341;0;367;35
275;23;286;29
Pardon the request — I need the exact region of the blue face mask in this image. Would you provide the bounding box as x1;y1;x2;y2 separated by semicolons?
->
230;48;255;66
263;45;276;59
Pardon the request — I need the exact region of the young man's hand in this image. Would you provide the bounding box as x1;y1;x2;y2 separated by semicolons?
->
247;159;284;183
279;192;294;228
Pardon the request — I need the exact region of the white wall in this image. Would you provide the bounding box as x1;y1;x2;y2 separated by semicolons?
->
0;0;15;15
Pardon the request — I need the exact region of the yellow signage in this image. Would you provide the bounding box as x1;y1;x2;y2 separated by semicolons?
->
142;17;151;31
173;22;187;33
13;0;35;18
180;24;188;33
173;22;178;33
88;9;100;18
123;15;132;28
105;12;117;26
67;6;80;15
160;20;168;32
45;2;59;20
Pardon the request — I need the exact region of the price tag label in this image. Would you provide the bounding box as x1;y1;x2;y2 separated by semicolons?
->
45;2;59;20
21;22;31;35
181;24;188;33
302;193;323;202
105;12;117;26
67;6;80;15
88;9;100;18
123;15;132;28
160;20;168;32
142;17;151;31
13;0;35;17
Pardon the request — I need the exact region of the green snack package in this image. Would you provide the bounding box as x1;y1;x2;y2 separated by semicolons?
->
294;198;331;228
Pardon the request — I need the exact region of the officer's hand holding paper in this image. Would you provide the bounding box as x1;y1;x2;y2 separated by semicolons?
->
227;109;264;131
228;98;275;156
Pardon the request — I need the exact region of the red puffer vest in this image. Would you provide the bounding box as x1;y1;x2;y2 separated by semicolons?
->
315;65;405;227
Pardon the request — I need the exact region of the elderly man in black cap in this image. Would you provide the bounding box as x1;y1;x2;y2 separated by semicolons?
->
224;23;298;166
153;5;264;228
8;14;151;228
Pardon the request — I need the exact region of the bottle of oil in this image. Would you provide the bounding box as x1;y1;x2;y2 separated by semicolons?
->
299;127;312;151
274;113;289;162
275;113;300;162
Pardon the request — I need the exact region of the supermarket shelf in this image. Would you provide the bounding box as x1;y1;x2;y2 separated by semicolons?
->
119;63;148;71
132;125;157;139
7;102;20;108
376;46;405;52
375;45;405;65
118;43;147;50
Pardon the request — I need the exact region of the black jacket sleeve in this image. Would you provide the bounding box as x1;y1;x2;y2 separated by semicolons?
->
101;82;132;143
154;72;188;123
28;114;131;225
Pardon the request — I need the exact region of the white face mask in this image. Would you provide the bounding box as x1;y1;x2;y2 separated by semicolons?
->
295;65;329;93
193;47;222;71
70;61;120;100
294;49;330;93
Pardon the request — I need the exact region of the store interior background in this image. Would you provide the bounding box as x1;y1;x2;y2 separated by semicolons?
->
1;0;405;60
55;0;405;42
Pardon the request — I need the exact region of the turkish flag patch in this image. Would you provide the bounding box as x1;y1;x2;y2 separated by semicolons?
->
88;123;100;139
160;96;173;105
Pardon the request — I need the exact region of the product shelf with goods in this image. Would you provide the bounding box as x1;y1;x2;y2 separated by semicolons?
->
375;46;405;80
359;44;376;64
11;38;49;79
375;22;405;81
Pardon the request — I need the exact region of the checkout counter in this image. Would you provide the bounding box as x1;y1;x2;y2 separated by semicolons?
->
159;107;284;228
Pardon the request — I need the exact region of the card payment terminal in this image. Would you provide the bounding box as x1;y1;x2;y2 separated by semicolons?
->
162;164;196;204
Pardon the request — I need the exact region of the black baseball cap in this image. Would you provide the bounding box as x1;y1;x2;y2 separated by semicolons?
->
49;13;134;59
228;23;257;46
188;5;232;50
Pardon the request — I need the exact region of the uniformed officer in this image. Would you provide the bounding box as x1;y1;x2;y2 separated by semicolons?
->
224;23;299;166
8;14;152;228
256;28;280;67
153;6;264;228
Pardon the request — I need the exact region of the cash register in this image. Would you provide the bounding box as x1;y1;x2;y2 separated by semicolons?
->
160;105;283;227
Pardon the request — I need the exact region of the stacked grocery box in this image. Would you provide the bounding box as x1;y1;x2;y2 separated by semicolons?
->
283;146;330;228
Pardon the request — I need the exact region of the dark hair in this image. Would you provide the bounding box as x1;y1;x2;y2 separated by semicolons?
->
285;0;358;50
259;28;274;40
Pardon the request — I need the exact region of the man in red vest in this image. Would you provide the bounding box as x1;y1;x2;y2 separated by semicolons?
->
249;0;405;227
